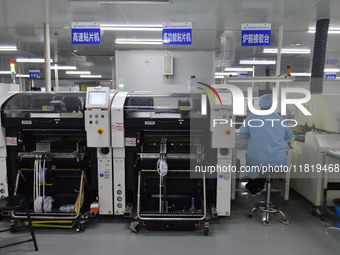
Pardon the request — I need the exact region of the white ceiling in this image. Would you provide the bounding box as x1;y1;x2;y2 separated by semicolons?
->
0;0;340;82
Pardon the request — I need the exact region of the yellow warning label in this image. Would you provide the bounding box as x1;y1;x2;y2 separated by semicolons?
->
115;211;119;214
72;110;76;114
42;106;47;111
225;212;230;216
77;110;82;114
108;210;112;214
179;106;184;110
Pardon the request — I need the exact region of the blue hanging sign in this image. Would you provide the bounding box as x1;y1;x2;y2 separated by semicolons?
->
163;22;192;45
241;23;271;46
29;70;40;79
71;22;101;45
325;74;336;80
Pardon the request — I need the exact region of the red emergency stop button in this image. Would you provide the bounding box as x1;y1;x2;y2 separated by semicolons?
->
98;128;104;134
225;129;231;135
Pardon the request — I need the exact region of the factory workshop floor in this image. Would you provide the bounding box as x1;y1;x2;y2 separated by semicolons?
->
0;190;339;255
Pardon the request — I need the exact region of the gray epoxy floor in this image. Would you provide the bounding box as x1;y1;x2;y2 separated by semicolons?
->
1;191;340;255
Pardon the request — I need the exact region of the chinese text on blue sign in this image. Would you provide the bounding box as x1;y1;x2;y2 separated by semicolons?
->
163;22;192;45
72;22;100;45
326;74;336;80
241;23;271;47
29;70;40;79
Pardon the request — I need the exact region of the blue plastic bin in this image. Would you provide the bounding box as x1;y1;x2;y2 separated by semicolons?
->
334;199;340;228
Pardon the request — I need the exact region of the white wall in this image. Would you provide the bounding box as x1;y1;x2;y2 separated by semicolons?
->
115;50;214;93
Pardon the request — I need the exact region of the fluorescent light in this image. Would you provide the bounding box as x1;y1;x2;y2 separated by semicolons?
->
0;46;17;51
16;58;53;63
66;71;91;75
98;0;170;4
240;60;276;65
308;27;340;34
80;75;102;78
51;65;77;70
16;74;29;78
224;76;294;83
291;72;311;77
215;72;238;76
290;69;340;76
215;76;224;79
0;71;11;74
324;68;340;73
115;39;163;45
224;67;254;72
101;24;162;31
263;48;311;54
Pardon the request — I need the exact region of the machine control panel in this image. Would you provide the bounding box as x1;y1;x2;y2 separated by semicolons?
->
85;110;111;147
211;108;235;148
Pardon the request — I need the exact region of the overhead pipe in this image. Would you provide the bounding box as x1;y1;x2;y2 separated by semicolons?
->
310;19;330;94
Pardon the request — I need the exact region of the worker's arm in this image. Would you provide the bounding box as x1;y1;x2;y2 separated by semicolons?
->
284;127;293;141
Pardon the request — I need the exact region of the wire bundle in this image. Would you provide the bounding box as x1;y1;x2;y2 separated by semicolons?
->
33;154;53;213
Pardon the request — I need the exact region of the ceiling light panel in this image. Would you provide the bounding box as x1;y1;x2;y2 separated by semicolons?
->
0;71;11;74
51;65;77;70
70;0;170;3
224;67;254;72
16;58;53;63
0;46;17;51
66;71;91;75
240;60;276;65
101;24;163;31
115;39;163;45
16;74;30;78
80;75;102;78
263;48;311;54
291;72;311;77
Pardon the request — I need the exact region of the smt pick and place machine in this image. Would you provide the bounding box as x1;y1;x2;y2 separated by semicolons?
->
0;92;96;231
109;89;235;234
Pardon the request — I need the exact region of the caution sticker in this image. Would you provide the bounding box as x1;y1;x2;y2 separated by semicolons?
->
125;137;136;147
6;137;17;146
112;123;123;131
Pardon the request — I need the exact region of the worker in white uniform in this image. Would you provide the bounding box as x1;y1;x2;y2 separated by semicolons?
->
239;94;292;196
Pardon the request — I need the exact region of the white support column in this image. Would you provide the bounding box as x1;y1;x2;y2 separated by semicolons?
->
111;56;115;90
276;26;283;109
44;22;51;92
54;33;59;91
